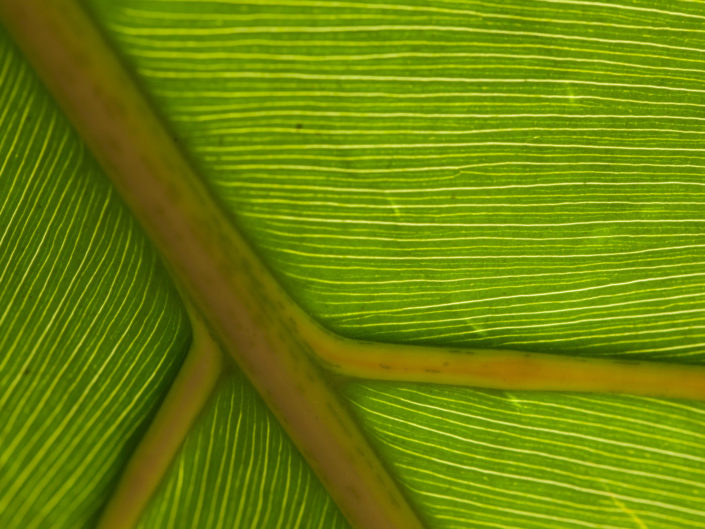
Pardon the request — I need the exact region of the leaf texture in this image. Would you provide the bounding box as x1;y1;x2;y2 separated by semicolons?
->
86;0;705;359
3;0;705;528
79;1;705;527
0;30;189;528
346;381;705;528
0;19;350;529
136;371;349;529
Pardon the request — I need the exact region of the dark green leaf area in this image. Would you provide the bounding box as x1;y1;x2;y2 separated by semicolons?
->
0;30;189;529
136;370;349;529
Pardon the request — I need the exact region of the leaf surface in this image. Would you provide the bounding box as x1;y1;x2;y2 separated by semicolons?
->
136;372;348;529
0;31;189;528
87;0;705;358
3;0;705;528
0;19;350;529
346;382;705;528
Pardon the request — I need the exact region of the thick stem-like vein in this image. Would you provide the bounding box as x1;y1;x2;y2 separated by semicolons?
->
0;2;426;528
313;338;705;401
96;303;223;529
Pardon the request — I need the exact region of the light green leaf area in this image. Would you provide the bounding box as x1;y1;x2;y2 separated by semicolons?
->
345;381;705;528
0;23;347;529
87;0;705;358
0;31;190;528
136;372;348;529
80;1;705;528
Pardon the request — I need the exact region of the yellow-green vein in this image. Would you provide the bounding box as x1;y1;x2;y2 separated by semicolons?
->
96;303;223;529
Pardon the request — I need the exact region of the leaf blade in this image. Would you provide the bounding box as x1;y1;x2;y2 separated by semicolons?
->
85;0;705;361
346;382;705;529
0;27;189;529
135;371;351;529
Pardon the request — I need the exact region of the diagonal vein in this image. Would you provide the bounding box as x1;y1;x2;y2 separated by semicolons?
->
0;1;426;528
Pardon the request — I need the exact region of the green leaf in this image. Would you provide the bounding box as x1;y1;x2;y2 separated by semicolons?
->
88;0;705;359
0;30;190;526
3;1;705;528
136;372;348;529
345;383;705;528
0;19;347;529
